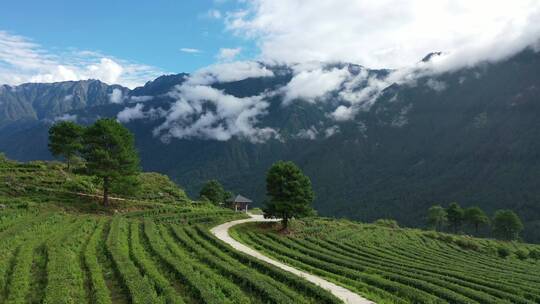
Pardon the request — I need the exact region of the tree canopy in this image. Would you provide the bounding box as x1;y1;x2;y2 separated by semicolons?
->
263;161;315;230
48;121;84;170
464;206;490;233
199;180;228;205
427;205;447;231
81;119;140;206
492;210;524;241
446;202;464;233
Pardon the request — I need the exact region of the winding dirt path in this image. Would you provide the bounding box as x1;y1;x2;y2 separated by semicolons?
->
210;214;375;304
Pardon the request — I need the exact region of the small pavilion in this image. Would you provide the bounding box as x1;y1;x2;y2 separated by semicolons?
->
228;194;252;212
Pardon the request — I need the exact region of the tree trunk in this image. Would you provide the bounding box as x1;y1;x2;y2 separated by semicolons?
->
103;176;110;207
475;223;479;234
282;215;289;231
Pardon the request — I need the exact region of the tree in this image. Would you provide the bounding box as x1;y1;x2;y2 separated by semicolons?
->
48;121;84;170
263;161;315;230
446;202;464;233
427;205;447;231
492;210;524;241
81;119;140;206
464;206;490;233
199;180;226;205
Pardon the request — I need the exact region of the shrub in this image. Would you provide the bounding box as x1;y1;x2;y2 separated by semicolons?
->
529;248;540;260
454;238;480;251
16;201;37;209
373;219;399;228
515;249;529;260
497;246;511;258
423;231;439;239
64;178;95;193
439;234;455;243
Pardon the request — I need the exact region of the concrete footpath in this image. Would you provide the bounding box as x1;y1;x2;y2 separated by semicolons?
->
210;214;375;304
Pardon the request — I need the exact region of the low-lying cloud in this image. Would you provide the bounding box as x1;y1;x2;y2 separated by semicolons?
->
153;84;278;143
187;61;274;85
108;88;124;104
117;103;145;123
283;66;349;104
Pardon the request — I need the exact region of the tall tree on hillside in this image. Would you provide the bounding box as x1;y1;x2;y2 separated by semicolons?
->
492;210;524;241
427;205;447;231
263;161;315;230
48;121;84;170
199;180;226;205
446;202;464;233
81;119;140;206
464;206;490;233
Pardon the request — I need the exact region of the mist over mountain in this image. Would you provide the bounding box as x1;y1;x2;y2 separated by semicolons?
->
1;47;540;242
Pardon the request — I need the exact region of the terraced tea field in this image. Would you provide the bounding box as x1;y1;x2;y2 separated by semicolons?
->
232;219;540;304
3;158;540;304
0;207;341;304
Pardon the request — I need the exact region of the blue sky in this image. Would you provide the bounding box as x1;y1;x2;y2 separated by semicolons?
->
0;0;255;74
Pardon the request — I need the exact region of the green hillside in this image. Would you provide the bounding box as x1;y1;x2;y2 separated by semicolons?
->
232;219;540;304
2;157;540;303
0;158;340;304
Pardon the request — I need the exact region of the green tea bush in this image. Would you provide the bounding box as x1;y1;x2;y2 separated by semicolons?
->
515;249;529;260
529;248;540;260
373;219;399;228
64;179;95;193
497;246;511;258
454;238;480;251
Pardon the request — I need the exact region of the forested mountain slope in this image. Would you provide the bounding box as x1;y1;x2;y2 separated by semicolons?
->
1;49;540;242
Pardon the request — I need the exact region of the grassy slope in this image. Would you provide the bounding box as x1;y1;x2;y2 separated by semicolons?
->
232;218;540;304
0;157;340;304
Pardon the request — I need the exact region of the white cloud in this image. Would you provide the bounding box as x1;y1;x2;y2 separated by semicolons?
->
0;31;165;88
324;125;340;138
117;103;146;123
226;0;540;70
426;79;447;92
108;88;124;104
187;61;274;85
216;47;242;61
63;94;74;101
207;9;222;19
54;113;77;122
85;58;123;84
153;84;278;143
296;126;318;140
180;48;202;54
329;67;424;121
283;65;350;103
129;95;154;102
331;105;356;121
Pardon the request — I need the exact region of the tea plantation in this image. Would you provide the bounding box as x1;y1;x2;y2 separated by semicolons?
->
0;158;339;304
232;219;540;304
2;156;540;303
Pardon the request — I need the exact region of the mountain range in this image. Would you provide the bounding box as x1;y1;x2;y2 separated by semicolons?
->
1;48;540;242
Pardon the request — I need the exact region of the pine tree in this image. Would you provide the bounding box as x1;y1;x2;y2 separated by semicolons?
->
427;205;447;231
446;202;464;233
464;206;489;234
263;161;315;230
492;210;523;241
81;119;140;206
48;121;84;170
